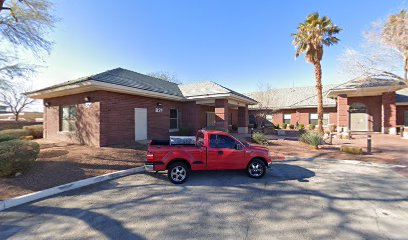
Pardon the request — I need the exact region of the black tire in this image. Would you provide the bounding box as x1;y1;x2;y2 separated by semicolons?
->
167;162;190;184
247;159;266;179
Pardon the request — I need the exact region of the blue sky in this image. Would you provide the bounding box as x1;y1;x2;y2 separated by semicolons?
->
31;0;406;94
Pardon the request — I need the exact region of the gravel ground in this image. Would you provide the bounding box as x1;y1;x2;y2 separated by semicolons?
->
0;140;146;200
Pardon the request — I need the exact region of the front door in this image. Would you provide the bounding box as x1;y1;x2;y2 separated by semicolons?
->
350;103;368;131
206;134;245;170
135;108;147;141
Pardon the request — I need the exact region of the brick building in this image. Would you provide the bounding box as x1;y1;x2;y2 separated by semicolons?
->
248;77;408;135
26;68;256;146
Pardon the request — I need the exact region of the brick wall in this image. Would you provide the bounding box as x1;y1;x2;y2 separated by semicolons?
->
382;92;397;132
44;92;101;146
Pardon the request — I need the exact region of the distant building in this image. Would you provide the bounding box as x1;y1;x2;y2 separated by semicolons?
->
0;105;7;113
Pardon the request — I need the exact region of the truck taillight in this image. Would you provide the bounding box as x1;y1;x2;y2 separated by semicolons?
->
146;152;154;161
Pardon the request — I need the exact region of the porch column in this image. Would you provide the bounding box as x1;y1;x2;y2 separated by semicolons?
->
238;106;249;134
337;94;349;133
215;99;229;130
382;92;397;134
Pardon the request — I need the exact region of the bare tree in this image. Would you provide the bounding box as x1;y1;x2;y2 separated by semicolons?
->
0;82;35;121
339;9;407;82
0;0;55;87
147;71;181;84
251;82;272;128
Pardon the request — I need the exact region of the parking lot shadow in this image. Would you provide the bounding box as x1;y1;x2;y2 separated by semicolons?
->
146;163;315;186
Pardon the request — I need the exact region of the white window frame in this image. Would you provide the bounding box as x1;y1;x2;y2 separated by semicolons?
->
309;113;330;126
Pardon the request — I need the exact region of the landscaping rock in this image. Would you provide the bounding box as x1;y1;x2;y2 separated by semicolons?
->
340;145;363;155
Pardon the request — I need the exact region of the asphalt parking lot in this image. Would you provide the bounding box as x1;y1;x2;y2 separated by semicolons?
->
1;159;408;240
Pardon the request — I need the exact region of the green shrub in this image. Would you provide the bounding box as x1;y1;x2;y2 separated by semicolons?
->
308;124;316;130
0;140;40;177
23;125;43;139
289;124;295;129
299;132;324;149
299;124;305;130
282;123;287;129
252;132;268;145
275;124;280;129
0;129;30;142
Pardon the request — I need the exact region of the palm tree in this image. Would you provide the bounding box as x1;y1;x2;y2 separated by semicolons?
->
292;13;341;134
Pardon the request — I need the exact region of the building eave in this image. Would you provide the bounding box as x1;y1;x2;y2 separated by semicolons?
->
327;85;407;98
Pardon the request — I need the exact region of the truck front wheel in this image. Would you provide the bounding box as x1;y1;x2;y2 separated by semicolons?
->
168;162;190;184
247;159;266;178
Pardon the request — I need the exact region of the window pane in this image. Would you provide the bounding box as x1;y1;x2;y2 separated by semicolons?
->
323;113;329;125
69;106;77;118
62;107;70;120
217;135;236;149
310;113;318;120
284;114;291;120
209;135;217;148
170;109;178;118
170;119;178;129
284;119;291;124
404;111;408;127
310;119;318;125
62;120;70;132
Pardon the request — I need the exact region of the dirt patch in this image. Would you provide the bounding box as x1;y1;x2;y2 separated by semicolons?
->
0;139;146;200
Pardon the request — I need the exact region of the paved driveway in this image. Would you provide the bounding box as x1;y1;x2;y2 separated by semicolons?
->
1;160;408;240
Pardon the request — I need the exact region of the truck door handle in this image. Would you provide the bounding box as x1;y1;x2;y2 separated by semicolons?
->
218;151;223;155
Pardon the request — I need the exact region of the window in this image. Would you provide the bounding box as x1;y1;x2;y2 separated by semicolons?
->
323;113;329;126
283;114;291;124
249;114;256;125
170;109;178;129
404;111;408;127
265;114;273;126
60;105;77;132
310;113;329;126
309;113;318;125
209;134;238;149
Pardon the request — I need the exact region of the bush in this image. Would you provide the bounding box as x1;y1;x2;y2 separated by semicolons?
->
0;129;30;142
299;124;305;130
23;125;43;139
282;123;287;129
308;124;316;130
289;124;295;129
275;124;280;129
0;140;40;177
252;132;268;145
299;132;324;149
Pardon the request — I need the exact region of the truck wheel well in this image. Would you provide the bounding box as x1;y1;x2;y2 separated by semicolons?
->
167;158;191;170
249;157;267;168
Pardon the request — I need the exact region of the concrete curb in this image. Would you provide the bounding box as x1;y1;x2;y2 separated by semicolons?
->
0;166;145;212
283;156;406;169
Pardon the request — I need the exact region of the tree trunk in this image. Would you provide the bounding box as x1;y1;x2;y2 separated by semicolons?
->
314;61;324;134
15;113;19;122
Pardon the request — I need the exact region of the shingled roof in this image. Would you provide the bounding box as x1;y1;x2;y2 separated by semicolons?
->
247;84;338;110
26;68;256;103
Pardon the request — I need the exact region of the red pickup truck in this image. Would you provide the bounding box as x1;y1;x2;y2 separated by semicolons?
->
145;130;278;184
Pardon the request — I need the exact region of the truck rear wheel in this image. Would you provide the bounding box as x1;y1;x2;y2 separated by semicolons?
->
247;159;266;178
168;162;190;184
